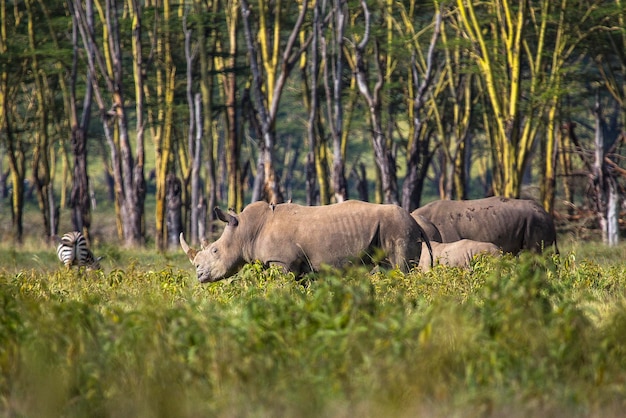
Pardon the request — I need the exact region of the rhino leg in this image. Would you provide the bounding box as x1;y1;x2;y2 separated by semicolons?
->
267;260;292;274
388;238;421;273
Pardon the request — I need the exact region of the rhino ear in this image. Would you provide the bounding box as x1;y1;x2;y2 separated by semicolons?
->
215;207;239;226
179;233;198;262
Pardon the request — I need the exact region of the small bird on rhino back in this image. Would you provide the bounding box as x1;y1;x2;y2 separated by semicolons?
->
55;231;102;270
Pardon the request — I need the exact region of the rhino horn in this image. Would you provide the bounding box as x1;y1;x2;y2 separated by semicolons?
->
179;233;198;262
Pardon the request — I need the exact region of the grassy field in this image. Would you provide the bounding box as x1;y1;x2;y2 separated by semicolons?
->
1;232;626;417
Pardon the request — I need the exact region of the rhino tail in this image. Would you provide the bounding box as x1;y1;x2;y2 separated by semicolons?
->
423;232;434;269
179;233;198;262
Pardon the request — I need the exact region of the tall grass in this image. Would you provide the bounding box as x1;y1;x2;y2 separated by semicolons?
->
1;249;626;417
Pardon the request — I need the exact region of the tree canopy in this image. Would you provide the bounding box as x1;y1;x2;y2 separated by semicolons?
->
1;0;626;247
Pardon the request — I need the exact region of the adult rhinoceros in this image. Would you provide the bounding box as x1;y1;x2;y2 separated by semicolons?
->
411;196;558;254
181;200;432;283
419;239;501;270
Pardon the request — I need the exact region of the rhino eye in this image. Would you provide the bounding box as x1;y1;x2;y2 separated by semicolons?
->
212;247;218;254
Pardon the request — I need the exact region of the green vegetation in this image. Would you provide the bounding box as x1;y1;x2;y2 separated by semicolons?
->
1;242;626;417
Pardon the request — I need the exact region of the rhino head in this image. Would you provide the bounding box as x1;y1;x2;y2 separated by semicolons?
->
180;207;247;283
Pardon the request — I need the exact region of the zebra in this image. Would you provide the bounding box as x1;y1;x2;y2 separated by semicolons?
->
55;231;102;270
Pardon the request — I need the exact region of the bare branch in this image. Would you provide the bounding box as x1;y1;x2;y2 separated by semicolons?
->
414;10;442;111
357;0;370;51
239;0;269;129
270;0;310;120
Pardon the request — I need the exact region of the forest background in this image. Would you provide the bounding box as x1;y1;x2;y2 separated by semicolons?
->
1;0;626;251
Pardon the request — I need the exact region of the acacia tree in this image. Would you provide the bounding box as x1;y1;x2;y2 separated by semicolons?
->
1;0;31;242
456;0;546;198
24;0;57;237
0;3;27;242
323;0;348;203
240;0;310;204
128;0;147;242
431;3;474;201
179;0;218;246
302;0;323;205
182;6;202;246
214;0;243;212
586;0;626;245
538;0;568;213
71;0;145;246
148;0;178;251
399;1;442;210
531;0;606;213
456;0;616;210
68;0;95;241
34;0;83;238
196;0;218;241
591;95;620;246
297;0;337;206
347;0;399;204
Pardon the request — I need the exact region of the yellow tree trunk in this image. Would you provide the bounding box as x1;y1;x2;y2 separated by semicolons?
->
436;4;473;200
215;0;243;212
197;0;217;235
542;104;559;213
26;0;59;236
256;0;281;203
152;0;176;250
37;0;75;224
457;0;544;198
537;0;582;213
299;5;330;206
129;0;146;240
82;0;145;245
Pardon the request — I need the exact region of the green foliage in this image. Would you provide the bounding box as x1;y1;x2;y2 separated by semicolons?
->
1;251;626;417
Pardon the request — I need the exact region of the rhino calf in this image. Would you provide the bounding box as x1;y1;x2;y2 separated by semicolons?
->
419;239;501;270
181;200;430;283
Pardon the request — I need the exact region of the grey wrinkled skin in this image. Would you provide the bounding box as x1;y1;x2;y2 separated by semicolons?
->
411;196;559;254
181;200;431;283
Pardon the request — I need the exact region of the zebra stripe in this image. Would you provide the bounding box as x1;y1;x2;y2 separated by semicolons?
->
56;231;102;270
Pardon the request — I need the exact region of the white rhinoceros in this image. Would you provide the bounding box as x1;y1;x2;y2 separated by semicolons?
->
181;200;432;282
